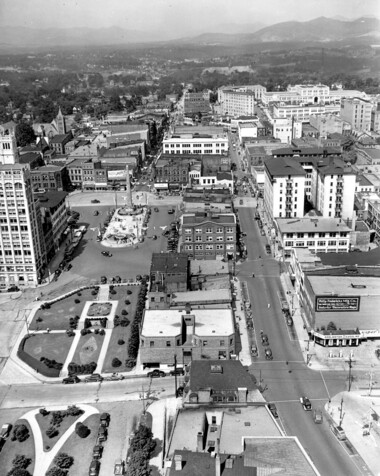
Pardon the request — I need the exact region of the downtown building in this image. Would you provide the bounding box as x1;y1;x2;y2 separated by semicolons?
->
163;126;228;156
0;131;46;288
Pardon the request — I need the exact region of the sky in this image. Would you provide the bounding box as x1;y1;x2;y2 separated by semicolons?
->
0;0;379;37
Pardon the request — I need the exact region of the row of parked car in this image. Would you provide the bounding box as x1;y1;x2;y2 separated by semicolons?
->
62;373;125;384
89;412;110;475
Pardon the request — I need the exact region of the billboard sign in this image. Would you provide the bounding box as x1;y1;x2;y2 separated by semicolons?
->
315;296;360;312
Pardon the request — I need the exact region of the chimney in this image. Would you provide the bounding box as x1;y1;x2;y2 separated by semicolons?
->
197;431;204;451
174;454;183;471
215;453;221;476
216;438;220;454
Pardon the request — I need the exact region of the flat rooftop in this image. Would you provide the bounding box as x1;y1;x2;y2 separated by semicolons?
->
171;289;231;304
265;157;306;177
182;213;236;225
141;309;234;337
307;275;380;296
276;218;351;234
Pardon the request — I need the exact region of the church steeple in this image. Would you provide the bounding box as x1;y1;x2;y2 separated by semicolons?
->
0;130;19;165
56;106;66;135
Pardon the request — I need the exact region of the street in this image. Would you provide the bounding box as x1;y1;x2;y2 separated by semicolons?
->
236;205;362;475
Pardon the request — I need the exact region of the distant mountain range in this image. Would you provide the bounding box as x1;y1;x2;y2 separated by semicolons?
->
0;16;378;50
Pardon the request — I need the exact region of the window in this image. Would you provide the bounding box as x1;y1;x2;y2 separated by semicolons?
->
307;241;314;246
319;232;325;237
206;236;213;241
150;341;154;347
205;244;213;250
166;341;171;347
226;227;234;233
185;228;192;234
195;228;202;233
216;236;223;241
216;227;223;233
226;236;234;241
206;227;213;233
185;237;192;242
216;244;224;250
203;340;208;346
220;340;225;346
328;241;336;246
317;241;326;246
184;245;193;250
339;240;347;246
195;244;203;250
195;236;202;242
297;233;304;238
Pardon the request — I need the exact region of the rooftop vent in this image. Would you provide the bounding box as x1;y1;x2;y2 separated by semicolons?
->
210;364;223;374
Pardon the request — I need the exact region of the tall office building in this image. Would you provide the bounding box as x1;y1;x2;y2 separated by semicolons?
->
0;131;46;288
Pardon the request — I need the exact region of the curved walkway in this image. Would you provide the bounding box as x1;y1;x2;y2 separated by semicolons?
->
22;403;98;476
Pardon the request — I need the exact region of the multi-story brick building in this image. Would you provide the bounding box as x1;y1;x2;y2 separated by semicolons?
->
49;132;72;155
30;164;70;192
183;91;210;116
163;126;228;155
180;212;236;260
150;252;189;293
340;97;372;133
140;306;235;366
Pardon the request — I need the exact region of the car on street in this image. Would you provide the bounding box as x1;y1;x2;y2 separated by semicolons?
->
314;409;323;424
251;345;258;356
261;333;269;345
147;369;166;378
114;459;125;475
84;373;103;383
93;210;99;216
239;199;243;205
268;403;278;418
105;373;124;381
154;207;159;212
93;445;103;459
265;244;271;254
89;459;100;476
300;396;312;411
168;208;175;214
265;348;273;360
100;412;110;427
101;251;112;257
7;285;19;292
286;315;294;326
62;375;81;384
91;199;100;203
97;426;107;442
169;368;185;376
0;423;12;439
330;424;346;440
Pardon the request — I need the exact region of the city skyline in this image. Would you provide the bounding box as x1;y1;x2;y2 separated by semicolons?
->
0;0;378;40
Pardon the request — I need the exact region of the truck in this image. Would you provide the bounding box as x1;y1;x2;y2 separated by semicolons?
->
114;459;125;475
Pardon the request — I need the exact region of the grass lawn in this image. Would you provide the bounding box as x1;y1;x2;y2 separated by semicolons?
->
102;326;130;373
0;419;35;475
35;409;84;452
71;332;105;366
30;288;98;331
45;414;100;476
110;285;139;316
23;332;74;365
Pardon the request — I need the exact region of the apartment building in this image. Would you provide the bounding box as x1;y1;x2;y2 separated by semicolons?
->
264;157;306;221
30;164;70;192
180;212;236;260
276;217;351;255
340;97;372;133
183;91;210;115
272;118;302;143
218;88;256;117
140;307;235;366
163;126;228;155
0;162;46;288
272;103;339;122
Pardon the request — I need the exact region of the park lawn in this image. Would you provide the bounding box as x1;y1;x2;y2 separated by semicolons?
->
23;332;74;366
35;410;84;452
45;414;100;476
30;288;98;331
102;326;131;373
0;419;35;475
71;332;105;367
110;284;139;316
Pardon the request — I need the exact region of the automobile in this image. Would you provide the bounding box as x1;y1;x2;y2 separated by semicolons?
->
241;232;247;237
89;459;100;476
265;245;271;254
100;276;107;284
93;210;99;216
286;315;293;326
84;373;103;383
313;409;323;424
152;235;157;240
100;412;110;427
101;251;112;257
239;199;243;205
261;333;269;346
250;345;258;357
7;285;19;292
169;368;185;376
265;348;273;360
300;396;312;411
114;459;125;475
97;426;108;442
154;207;159;212
330;424;346;440
147;369;166;378
64;263;72;272
105;373;124;381
268;403;278;418
91;199;100;203
92;445;103;459
62;375;81;384
0;423;12;439
168;209;175;214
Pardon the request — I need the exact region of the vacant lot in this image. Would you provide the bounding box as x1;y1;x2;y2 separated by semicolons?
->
0;418;35;475
30;288;98;331
71;332;105;366
23;332;73;365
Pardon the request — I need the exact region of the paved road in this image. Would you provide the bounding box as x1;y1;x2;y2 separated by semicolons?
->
236;205;362;476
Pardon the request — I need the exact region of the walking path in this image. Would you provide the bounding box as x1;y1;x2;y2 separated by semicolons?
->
98;286;110;301
61;331;82;377
94;329;112;374
22;403;98;476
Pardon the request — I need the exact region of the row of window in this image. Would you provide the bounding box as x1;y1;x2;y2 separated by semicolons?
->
284;240;348;247
184;244;234;250
185;227;234;233
142;338;234;347
185;236;234;242
286;232;347;238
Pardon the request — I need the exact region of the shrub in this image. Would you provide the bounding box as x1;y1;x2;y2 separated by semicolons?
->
99;329;105;336
77;292;82;297
327;321;337;330
121;309;128;316
50;411;65;427
80;328;91;336
127;289;132;295
74;299;80;304
12;454;31;469
94;329;99;334
84;318;92;329
39;408;49;416
46;426;59;438
11;424;30;442
66;405;83;417
112;358;122;368
44;303;51;309
7;469;32;476
120;318;130;327
110;289;117;295
45;468;68;476
54;452;74;469
36;317;43;322
124;300;130;305
75;422;90;438
113;315;120;327
66;329;75;337
91;290;97;296
118;339;125;345
125;358;136;368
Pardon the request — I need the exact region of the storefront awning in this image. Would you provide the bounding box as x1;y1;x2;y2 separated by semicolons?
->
154;183;168;189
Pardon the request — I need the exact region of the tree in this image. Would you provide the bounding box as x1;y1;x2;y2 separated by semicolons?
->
7;469;32;476
11;455;31;469
54;453;74;469
127;450;150;476
15;123;36;147
46;426;59;438
112;357;122;367
45;468;68;476
327;321;337;331
129;424;156;455
11;424;30;442
75;422;90;438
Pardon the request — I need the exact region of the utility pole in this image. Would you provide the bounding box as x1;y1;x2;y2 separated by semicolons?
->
174;354;178;397
345;355;355;392
339;397;344;426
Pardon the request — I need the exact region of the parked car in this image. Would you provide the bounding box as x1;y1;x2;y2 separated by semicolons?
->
93;210;99;216
330;424;346;440
62;375;81;384
101;251;112;257
265;244;271;254
168;208;175;214
261;334;269;346
85;374;103;383
100;412;110;427
97;426;107;442
313;409;323;424
7;286;19;292
154;207;159;212
105;373;124;381
251;345;258;357
92;445;103;459
114;459;125;475
169;368;185;376
286;315;293;326
0;423;12;439
265;348;273;360
300;396;312;411
89;459;100;476
91;199;100;203
268;403;278;418
147;369;166;378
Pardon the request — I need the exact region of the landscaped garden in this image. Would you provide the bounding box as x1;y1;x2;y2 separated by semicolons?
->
70;331;105;369
87;302;112;316
23;333;73;370
102;326;130;373
0;419;35;476
30;288;99;331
